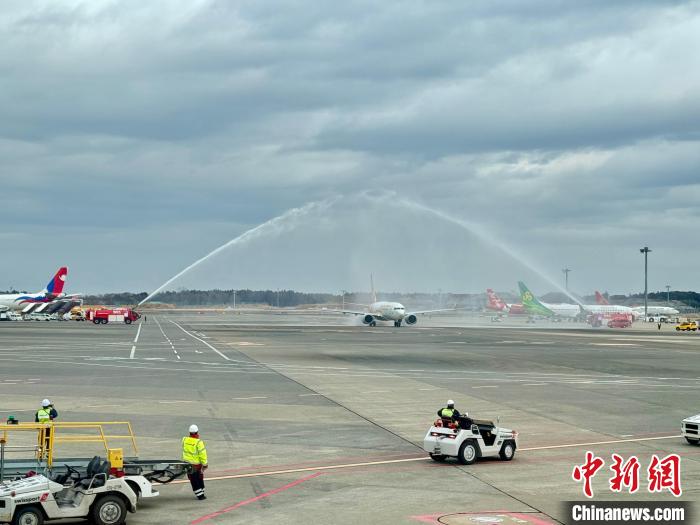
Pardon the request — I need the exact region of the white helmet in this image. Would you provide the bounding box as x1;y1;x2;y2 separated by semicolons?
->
447;400;455;407
42;399;51;407
189;424;199;434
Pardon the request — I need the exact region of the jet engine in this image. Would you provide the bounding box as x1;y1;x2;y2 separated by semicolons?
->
404;314;418;325
362;314;375;325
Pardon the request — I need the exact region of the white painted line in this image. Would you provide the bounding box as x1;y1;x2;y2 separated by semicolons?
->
590;343;639;347
157;400;194;404
523;383;547;386
129;319;143;359
169;320;230;361
520;434;681;451
471;385;497;389
232;396;268;400
419;388;437;391
176;355;181;360
298;393;322;397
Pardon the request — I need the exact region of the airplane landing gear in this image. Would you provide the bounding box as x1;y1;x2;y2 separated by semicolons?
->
394;320;402;327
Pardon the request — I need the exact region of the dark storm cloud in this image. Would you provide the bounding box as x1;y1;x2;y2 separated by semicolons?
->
0;0;698;293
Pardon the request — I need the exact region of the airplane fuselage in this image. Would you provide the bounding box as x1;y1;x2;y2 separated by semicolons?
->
0;293;55;312
368;301;406;321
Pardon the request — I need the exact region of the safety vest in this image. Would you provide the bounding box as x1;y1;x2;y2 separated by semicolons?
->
440;408;455;418
36;408;51;423
182;436;208;466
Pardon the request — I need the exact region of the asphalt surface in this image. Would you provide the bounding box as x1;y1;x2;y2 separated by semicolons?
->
1;312;699;524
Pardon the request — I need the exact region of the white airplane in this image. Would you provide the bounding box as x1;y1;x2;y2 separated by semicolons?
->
0;267;68;313
339;276;453;327
519;281;635;319
631;305;680;316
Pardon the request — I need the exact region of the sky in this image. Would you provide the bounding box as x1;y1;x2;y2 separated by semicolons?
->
1;0;699;296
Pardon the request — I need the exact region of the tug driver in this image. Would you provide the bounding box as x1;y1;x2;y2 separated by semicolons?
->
437;400;461;423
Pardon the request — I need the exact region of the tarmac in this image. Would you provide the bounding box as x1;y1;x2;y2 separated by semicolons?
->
1;311;699;524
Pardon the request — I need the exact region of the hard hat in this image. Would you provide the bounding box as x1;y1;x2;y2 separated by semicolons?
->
189;424;199;434
447;400;455;407
42;399;51;407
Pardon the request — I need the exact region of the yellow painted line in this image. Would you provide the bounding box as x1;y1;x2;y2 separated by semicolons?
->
166;434;682;485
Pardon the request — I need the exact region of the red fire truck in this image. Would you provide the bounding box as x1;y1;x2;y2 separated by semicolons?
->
87;307;141;325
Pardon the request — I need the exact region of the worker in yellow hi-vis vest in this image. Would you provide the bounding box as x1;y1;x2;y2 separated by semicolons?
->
182;424;208;500
35;398;58;459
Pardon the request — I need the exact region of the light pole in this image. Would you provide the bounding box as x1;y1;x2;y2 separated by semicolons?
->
233;290;236;310
562;268;571;291
341;290;347;310
665;285;670;305
640;247;651;320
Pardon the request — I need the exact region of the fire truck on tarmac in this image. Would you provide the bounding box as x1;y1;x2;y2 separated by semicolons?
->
87;308;141;325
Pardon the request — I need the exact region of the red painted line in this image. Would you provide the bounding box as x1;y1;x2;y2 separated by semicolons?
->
190;472;322;524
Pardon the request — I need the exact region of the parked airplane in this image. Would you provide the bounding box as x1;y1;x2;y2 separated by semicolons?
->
340;276;453;327
519;282;637;320
485;289;525;315
0;267;68;312
631;305;680;316
596;290;678;317
518;281;580;318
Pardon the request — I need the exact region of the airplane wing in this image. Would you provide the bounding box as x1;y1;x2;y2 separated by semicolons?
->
334;309;370;316
407;308;455;316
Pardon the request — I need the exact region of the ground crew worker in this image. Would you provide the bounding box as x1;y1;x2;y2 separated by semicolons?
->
182;424;208;500
437;400;461;423
35;399;58;423
35;399;58;459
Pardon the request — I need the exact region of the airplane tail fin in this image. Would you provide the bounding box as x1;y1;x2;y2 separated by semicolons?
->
44;267;68;296
370;274;377;303
595;291;609;305
486;289;507;311
518;281;554;316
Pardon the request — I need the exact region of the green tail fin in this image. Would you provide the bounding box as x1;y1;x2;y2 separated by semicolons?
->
518;281;555;317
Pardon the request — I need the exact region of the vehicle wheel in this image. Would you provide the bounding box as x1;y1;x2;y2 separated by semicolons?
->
93;319;100;324
91;494;127;525
102;318;108;324
458;440;478;465
124;318;132;325
499;440;516;461
429;453;447;462
12;506;44;525
676;327;680;331
686;437;699;445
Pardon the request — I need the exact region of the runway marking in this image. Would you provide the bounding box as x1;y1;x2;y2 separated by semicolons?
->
520;434;681;451
472;385;497;389
298;393;322;397
129;322;143;359
169;320;231;361
523;383;547;387
166;434;683;486
190;472;322;524
590;343;639;347
232;396;268;400
158;400;193;404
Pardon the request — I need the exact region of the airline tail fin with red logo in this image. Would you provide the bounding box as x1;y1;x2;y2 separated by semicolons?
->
486;289;508;311
44;267;68;297
594;291;609;305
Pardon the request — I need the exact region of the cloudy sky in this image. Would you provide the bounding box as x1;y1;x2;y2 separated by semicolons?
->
1;0;699;296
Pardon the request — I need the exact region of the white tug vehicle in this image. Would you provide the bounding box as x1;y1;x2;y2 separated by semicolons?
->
423;414;518;464
0;456;157;525
681;414;700;445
